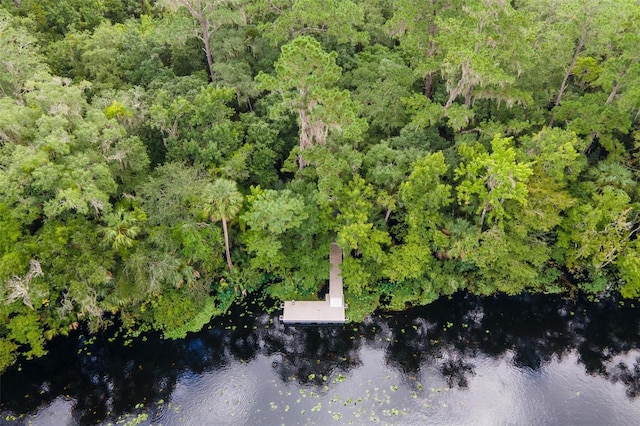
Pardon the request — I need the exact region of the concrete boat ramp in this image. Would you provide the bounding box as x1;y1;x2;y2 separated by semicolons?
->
281;242;346;325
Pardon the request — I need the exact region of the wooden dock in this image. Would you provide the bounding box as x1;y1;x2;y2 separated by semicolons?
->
281;242;346;325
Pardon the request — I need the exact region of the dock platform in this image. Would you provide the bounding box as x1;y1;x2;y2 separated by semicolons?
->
281;242;346;325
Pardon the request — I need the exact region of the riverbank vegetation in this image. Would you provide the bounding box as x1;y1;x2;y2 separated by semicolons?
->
1;0;639;371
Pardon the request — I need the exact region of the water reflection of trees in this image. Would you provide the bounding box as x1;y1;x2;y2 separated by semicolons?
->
0;299;365;424
2;294;640;423
263;324;363;386
379;294;574;388
380;293;640;395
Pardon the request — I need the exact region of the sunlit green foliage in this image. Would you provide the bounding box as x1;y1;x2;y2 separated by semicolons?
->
455;136;533;228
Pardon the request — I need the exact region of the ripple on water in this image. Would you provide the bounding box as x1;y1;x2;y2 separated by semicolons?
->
158;362;261;426
25;396;75;426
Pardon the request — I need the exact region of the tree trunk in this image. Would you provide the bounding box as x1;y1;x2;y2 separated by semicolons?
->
297;104;323;169
222;216;233;272
464;88;472;108
384;207;392;223
179;0;216;83
549;29;587;127
200;18;216;83
297;107;309;169
605;82;621;106
424;73;433;99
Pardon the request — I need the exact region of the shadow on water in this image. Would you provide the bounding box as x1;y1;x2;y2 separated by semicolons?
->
2;292;640;423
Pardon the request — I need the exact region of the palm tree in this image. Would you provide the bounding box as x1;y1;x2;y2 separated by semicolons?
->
102;208;141;252
589;162;636;193
203;179;243;272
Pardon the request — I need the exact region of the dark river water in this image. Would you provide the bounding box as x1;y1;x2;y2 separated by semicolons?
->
2;293;640;425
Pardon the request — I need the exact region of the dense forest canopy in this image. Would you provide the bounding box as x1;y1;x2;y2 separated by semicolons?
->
1;0;639;372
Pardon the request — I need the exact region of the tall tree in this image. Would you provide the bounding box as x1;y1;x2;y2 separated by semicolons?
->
161;0;242;83
343;46;415;137
550;3;640;154
385;0;454;98
256;35;366;168
400;0;535;132
538;0;636;127
202;179;243;272
435;0;534;110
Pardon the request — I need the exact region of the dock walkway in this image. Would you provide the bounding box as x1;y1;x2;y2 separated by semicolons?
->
281;242;346;325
